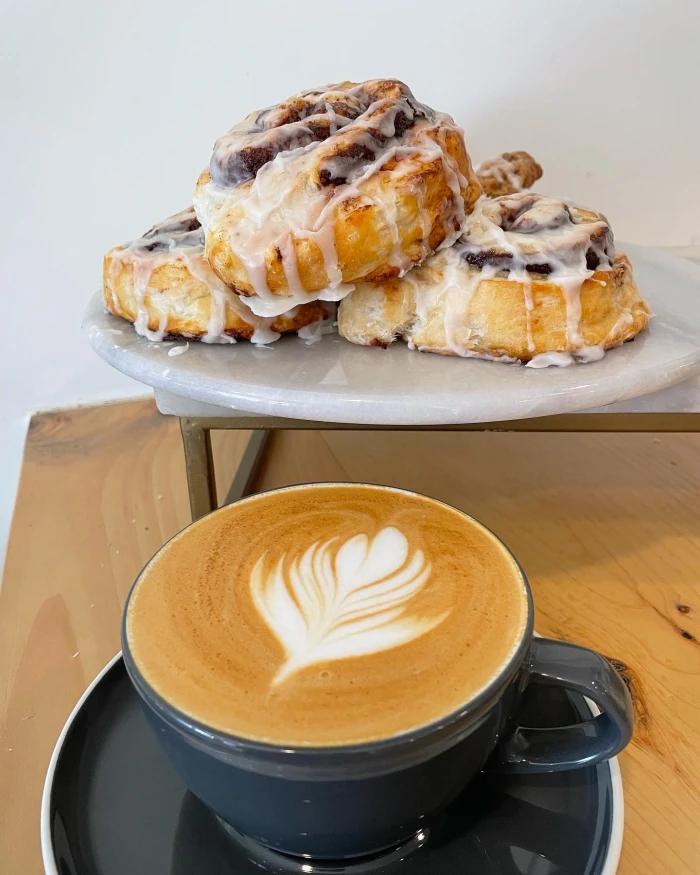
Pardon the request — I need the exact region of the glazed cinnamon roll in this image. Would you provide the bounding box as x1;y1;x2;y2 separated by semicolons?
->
338;193;650;365
103;208;325;343
194;79;483;317
476;151;543;198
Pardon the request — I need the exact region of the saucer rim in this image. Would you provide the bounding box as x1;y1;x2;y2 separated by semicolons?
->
40;650;624;875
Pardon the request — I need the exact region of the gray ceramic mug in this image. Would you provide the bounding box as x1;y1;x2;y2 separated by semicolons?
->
122;497;633;859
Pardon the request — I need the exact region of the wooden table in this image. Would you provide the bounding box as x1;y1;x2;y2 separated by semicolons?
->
1;398;699;873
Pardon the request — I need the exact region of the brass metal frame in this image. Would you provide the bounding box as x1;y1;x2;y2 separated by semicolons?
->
179;418;217;521
179;412;700;520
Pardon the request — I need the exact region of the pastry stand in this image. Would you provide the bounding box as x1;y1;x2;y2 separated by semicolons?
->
84;243;700;520
163;384;700;519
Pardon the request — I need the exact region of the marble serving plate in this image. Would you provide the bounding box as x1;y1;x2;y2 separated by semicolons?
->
84;243;700;426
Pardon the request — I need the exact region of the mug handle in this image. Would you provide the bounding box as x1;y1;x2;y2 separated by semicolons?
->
492;637;634;773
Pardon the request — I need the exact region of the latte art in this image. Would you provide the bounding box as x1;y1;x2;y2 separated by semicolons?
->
126;484;528;746
251;527;447;685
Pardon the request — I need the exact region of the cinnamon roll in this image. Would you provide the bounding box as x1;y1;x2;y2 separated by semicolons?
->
338;193;651;365
103;208;325;343
476;151;543;198
194;79;483;317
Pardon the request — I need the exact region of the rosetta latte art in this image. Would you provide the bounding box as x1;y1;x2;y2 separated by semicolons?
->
250;526;448;685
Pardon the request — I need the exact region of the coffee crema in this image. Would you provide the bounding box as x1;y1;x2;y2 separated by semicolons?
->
126;484;529;746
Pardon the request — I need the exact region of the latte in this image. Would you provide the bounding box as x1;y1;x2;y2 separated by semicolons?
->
125;484;529;746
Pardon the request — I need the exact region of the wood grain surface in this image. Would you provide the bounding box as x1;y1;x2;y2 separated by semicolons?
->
1;398;699;873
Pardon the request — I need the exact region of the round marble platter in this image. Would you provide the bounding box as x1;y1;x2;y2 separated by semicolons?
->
84;243;700;426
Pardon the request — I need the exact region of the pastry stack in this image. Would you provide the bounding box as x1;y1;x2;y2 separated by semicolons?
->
103;79;650;366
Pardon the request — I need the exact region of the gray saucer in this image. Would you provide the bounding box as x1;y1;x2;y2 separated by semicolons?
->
42;655;623;875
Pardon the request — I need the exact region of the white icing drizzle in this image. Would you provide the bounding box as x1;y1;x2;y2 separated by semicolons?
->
404;256;518;362
129;257;168;341
381;193;625;365
526;351;574;368
279;233;304;297
297;303;338;345
168;342;189;357
577;345;606;363
197;81;468;317
557;276;584;347
415;178;433;260
526;346;605;368
522;273;535;353
109;207;293;343
250;323;281;345
458;193;616;351
192;178;229;231
325;101;339;135
434;129;468;248
405;254;502;358
184;248;237;344
304;220;344;287
608;307;634;337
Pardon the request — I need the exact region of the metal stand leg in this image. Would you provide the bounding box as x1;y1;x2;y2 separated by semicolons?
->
180;418;273;520
224;430;271;505
180;418;217;521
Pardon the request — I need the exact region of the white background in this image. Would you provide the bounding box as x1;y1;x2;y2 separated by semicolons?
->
1;0;699;562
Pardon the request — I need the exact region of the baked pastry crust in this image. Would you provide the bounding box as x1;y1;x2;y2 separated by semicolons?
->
476;151;543;198
194;80;483;316
103;208;325;342
338;193;651;363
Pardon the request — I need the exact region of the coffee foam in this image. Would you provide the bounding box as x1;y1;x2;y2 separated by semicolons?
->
126;484;529;746
251;525;447;686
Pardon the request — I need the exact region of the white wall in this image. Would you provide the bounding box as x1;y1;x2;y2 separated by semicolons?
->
1;0;699;561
